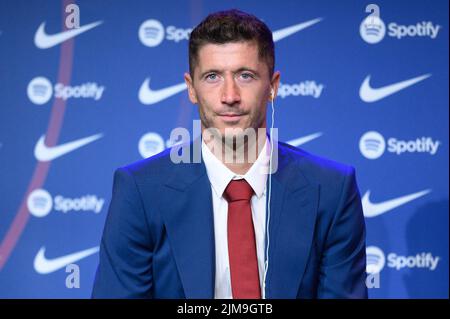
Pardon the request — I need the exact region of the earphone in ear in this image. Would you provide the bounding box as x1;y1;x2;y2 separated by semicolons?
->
270;88;275;99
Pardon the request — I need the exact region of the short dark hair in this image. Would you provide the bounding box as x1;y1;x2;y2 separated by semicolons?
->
188;9;275;79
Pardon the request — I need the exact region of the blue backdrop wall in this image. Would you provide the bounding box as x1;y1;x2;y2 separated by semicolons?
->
0;0;448;298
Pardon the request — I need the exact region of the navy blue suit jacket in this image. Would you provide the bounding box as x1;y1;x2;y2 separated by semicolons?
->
92;141;367;298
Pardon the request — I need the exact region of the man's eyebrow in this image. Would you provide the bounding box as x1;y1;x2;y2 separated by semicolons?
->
199;67;260;79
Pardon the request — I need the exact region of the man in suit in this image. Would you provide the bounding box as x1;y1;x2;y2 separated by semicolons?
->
92;9;367;299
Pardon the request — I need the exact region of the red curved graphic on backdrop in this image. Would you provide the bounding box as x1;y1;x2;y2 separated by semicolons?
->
0;0;74;270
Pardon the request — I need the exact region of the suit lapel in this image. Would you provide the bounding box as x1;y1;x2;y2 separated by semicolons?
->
158;156;215;298
265;144;319;298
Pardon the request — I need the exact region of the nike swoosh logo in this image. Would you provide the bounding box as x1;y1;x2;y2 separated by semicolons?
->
139;77;187;105
34;20;103;49
359;74;431;103
273;18;323;42
363;189;431;218
286;132;323;147
34;246;99;274
34;133;103;162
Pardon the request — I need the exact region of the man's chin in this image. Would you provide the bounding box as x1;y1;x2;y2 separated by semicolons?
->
202;122;265;141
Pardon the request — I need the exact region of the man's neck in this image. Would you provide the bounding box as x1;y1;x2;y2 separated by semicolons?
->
203;131;267;175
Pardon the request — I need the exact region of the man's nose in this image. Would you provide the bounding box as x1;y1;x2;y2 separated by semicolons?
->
221;77;241;105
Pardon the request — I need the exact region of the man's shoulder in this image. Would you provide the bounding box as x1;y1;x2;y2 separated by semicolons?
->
278;141;355;182
116;142;204;182
117;147;177;180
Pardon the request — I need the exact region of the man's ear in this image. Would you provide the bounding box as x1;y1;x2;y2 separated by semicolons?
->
184;73;198;104
269;71;281;101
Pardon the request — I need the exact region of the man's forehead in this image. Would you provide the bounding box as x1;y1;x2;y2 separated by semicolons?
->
199;40;258;52
196;41;263;70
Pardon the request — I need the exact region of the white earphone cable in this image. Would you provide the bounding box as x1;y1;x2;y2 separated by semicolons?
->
263;91;275;299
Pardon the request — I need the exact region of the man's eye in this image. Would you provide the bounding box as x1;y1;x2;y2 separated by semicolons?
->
240;73;255;80
205;73;218;81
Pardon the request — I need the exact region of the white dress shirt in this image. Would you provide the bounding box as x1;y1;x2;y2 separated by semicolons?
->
201;137;270;299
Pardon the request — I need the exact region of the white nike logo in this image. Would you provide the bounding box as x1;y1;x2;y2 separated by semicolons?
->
359;74;431;103
34;133;103;162
286;132;323;147
139;77;187;105
34;20;103;49
363;189;431;218
273;18;323;42
34;246;99;274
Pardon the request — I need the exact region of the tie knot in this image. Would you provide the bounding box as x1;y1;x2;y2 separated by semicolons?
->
223;179;254;203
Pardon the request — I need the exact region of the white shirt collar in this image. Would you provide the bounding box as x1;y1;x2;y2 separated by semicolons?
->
201;136;270;199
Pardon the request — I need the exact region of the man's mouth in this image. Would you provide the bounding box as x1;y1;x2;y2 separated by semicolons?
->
218;113;245;122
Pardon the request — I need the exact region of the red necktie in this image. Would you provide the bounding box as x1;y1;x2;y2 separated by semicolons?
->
224;179;261;299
